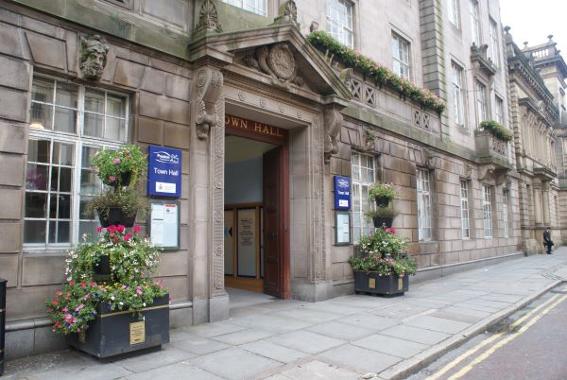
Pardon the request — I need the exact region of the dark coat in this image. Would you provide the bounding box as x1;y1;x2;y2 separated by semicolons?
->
543;230;554;246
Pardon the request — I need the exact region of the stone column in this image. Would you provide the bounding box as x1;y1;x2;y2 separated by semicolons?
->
534;185;543;226
188;66;228;323
543;182;551;226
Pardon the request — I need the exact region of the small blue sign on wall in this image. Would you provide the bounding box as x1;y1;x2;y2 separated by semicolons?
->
147;145;182;198
334;176;351;210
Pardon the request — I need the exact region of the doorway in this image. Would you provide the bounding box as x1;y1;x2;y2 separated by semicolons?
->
224;118;290;299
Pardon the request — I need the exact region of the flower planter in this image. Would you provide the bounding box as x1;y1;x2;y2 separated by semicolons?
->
93;255;111;283
97;208;137;228
354;271;409;296
373;216;393;228
67;294;170;359
120;172;132;187
374;197;391;208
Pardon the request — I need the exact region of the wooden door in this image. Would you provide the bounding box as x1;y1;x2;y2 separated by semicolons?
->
262;146;290;298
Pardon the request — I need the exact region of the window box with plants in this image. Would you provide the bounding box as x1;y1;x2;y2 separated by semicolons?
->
349;228;416;296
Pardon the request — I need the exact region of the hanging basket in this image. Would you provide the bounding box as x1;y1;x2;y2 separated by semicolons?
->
373;216;393;228
374;196;391;208
97;208;137;228
93;255;111;283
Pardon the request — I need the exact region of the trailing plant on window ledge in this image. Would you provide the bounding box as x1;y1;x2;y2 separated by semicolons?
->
307;31;446;114
478;120;513;142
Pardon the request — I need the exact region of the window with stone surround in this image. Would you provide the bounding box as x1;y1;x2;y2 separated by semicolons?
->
25;75;129;248
101;0;133;9
451;61;466;128
327;0;354;48
222;0;267;16
502;188;510;238
391;32;411;80
489;18;501;67
483;185;493;238
475;80;488;125
351;152;375;243
460;180;471;239
448;0;461;28
417;169;432;241
469;0;482;46
495;95;504;125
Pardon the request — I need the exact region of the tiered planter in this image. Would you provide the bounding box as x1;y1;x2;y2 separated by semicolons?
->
372;216;393;228
354;272;409;296
97;208;137;227
68;294;170;358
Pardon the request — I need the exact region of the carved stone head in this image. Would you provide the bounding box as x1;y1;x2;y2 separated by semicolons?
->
80;35;109;80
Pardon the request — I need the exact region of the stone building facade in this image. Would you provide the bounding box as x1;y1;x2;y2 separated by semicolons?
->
0;0;563;358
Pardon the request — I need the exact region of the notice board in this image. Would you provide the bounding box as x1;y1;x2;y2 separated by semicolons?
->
149;201;179;249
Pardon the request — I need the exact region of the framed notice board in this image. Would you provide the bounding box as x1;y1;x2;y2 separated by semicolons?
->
149;201;179;250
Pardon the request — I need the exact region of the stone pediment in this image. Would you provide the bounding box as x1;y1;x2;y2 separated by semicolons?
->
188;23;352;103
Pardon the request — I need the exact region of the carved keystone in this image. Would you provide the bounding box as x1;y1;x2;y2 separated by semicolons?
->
80;35;109;80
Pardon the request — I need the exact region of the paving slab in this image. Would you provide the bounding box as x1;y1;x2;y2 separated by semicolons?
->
275;307;343;324
125;361;223;380
352;334;428;358
230;313;313;333
319;344;401;373
338;312;400;331
264;359;360;380
307;321;377;341
171;335;231;355
267;331;345;354
190;347;283;380
212;328;276;345
113;346;196;373
240;340;308;363
403;315;471;334
186;321;247;338
379;325;450;345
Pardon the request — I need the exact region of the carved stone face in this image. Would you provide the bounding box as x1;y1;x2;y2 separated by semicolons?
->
80;35;109;80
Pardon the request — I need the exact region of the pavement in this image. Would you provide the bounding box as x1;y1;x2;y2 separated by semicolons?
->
4;248;567;380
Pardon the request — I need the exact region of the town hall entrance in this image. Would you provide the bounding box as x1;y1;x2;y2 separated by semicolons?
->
224;115;290;299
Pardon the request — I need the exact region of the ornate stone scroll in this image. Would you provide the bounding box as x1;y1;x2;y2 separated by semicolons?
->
193;67;223;140
243;43;304;88
324;107;343;163
79;35;109;80
195;0;223;34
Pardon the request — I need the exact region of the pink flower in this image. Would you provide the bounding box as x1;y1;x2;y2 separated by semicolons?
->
75;304;84;312
385;227;397;235
64;313;76;324
96;226;103;233
124;233;132;242
116;225;125;233
107;225;116;233
112;158;121;165
132;225;142;234
108;175;117;183
136;286;143;296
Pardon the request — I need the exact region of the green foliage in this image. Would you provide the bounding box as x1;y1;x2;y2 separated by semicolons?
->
479;120;513;142
47;225;167;335
92;145;146;188
307;31;446;114
87;189;147;219
349;228;416;276
365;206;397;219
368;183;396;201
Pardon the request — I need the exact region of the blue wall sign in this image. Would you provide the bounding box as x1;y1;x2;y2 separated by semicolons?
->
147;146;182;198
334;176;351;210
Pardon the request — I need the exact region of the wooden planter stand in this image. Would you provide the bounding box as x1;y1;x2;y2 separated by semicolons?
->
354;272;409;296
68;294;170;358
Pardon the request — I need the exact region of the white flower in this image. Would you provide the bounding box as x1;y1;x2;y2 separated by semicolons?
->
111;296;115;301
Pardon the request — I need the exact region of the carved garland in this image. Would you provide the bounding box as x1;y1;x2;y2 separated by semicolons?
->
244;43;304;88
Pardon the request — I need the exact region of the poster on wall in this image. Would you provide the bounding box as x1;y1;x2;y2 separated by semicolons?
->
147;145;182;198
149;201;179;249
334;176;351;210
336;211;351;245
237;209;257;277
224;210;235;275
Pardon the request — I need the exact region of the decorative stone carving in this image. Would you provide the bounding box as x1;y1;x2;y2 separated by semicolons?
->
413;109;431;130
324;107;343;163
194;67;223;140
424;150;441;170
243;43;304;88
79;35;109;80
463;164;474;179
194;0;223;34
274;0;299;27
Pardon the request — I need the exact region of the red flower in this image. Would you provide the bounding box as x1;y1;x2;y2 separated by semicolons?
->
96;226;103;233
80;281;87;289
51;299;59;306
68;279;75;286
124;233;133;242
385;227;397;235
133;225;142;234
107;225;116;233
116;225;125;233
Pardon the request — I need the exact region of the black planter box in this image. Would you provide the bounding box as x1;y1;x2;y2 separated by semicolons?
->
67;294;170;358
354;271;409;296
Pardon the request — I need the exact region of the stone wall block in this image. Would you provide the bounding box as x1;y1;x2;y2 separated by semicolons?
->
0;254;18;286
0;55;30;91
0;153;25;186
5;285;59;320
137;117;163;145
22;256;65;286
25;32;66;70
113;58;145;88
0;222;21;252
165;74;191;101
141;67;166;94
157;251;188;277
0;23;24;58
141;0;189;29
0;188;23;220
0;87;29;122
65;31;79;73
0;122;26;154
139;91;189;125
163;123;190;149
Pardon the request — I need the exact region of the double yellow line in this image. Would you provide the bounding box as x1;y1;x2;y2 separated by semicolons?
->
426;293;567;380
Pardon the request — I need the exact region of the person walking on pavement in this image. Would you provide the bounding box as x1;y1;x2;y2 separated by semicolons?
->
543;227;554;255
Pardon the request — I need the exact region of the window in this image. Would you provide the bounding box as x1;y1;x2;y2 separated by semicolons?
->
489;18;501;66
327;0;354;48
417;169;432;241
451;62;466;127
448;0;460;28
475;80;488;124
222;0;267;16
392;32;411;80
482;185;493;238
102;0;133;9
460;180;471;239
495;96;504;125
25;75;129;247
502;189;510;238
469;0;481;46
351;153;375;243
